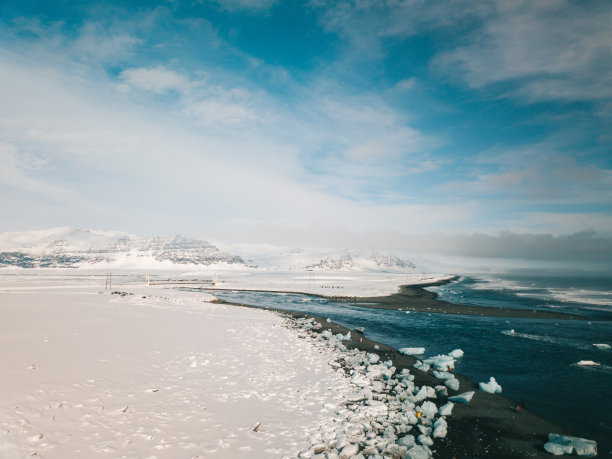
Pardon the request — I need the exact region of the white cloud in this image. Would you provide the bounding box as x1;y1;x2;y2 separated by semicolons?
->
433;1;612;101
119;66;191;94
393;78;417;91
73;21;141;64
0;44;471;243
0;141;75;200
213;0;278;12
315;1;612;103
314;0;485;58
438;144;612;206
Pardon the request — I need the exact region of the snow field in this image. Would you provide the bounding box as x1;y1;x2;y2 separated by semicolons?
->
0;284;354;458
180;269;455;299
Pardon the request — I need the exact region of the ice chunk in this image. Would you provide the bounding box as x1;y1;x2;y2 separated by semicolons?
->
448;391;474;404
576;360;600;366
423;355;455;372
444;377;459;391
433;370;454;380
415;386;436;400
413;360;430;372
544;442;572;456
479;377;502;394
593;343;610;350
406;445;432;459
448;349;464;358
417;435;433;446
339;443;359;458
544;433;597;457
399;347;425;356
367;353;380;364
435;385;448;397
397;435;415;448
417;401;438;418
321;330;333;340
432;417;447;438
438;402;454;416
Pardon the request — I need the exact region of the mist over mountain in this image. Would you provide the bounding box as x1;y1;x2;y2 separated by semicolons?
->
0;228;419;273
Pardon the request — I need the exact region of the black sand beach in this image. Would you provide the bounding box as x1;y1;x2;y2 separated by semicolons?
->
285;312;575;458
334;280;588;321
214;285;597;458
205;279;588;320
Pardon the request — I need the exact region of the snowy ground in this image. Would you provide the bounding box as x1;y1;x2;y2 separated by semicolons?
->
178;269;453;298
0;277;354;458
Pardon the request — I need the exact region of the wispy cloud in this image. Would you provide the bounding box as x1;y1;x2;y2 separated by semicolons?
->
119;67;190;94
439;144;612;205
0;141;76;200
213;0;278;13
433;1;612;102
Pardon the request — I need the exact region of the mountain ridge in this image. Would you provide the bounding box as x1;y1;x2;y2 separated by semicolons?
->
0;228;418;272
0;228;244;269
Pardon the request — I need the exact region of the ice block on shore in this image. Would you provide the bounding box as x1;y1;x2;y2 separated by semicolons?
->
544;433;597;457
399;347;426;355
479;377;502;394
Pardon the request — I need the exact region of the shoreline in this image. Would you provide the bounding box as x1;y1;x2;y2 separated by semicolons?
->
201;276;588;321
346;283;589;320
216;297;579;458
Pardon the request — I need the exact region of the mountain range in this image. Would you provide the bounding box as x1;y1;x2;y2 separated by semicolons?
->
0;228;418;272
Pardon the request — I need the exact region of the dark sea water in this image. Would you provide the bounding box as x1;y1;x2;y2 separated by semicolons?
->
212;274;612;454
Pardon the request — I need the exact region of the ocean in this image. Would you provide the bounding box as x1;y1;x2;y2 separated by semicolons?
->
212;273;612;454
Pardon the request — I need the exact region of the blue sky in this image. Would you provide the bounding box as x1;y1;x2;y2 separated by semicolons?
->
1;0;611;260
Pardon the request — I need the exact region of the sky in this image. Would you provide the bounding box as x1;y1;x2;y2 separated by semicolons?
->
0;0;611;262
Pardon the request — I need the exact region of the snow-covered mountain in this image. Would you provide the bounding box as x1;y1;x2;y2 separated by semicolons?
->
303;251;417;273
0;228;245;269
219;244;418;273
1;228;419;272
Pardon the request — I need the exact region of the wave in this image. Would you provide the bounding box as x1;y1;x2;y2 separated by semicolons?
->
469;277;612;307
548;288;612;307
501;329;593;350
570;362;612;373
